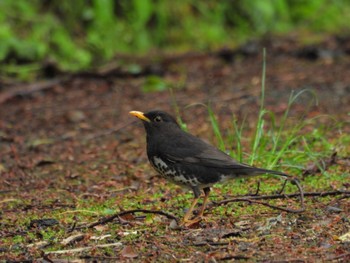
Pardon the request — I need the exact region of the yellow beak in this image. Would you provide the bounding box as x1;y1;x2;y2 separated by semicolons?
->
129;111;151;122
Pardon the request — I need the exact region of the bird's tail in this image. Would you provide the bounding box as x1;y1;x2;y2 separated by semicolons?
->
253;167;292;177
244;167;291;178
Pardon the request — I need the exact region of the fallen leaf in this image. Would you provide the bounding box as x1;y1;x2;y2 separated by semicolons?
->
27;138;55;149
121;245;138;258
27;241;50;249
90;234;112;240
35;158;55;167
61;233;85;246
303;152;337;176
66;110;86;122
169;219;180;230
93;225;107;232
29;218;59;229
0;163;7;173
338;232;350;242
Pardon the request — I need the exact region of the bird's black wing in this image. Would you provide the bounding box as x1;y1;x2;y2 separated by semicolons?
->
160;132;289;177
159;132;248;168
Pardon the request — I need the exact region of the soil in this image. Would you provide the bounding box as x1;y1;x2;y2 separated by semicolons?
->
1;36;350;261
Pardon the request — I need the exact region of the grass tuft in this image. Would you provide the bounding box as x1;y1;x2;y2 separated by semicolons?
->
172;49;342;182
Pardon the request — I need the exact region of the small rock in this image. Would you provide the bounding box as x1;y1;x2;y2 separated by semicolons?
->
169;219;181;230
121;245;138;258
339;232;350;242
326;206;343;213
29;218;59;229
66;110;86;122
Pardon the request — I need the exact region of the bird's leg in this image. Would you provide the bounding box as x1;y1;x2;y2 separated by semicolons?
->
182;187;202;226
182;197;199;224
197;187;210;218
182;187;211;226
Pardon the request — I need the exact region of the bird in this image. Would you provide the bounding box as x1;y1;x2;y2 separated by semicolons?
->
129;110;291;225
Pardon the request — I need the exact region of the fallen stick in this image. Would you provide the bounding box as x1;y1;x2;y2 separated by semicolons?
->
45;242;122;254
0;77;69;104
81;209;178;229
216;189;350;203
76;189;349;229
212;189;350;213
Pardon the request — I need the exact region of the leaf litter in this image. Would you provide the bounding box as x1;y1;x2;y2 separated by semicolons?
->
1;37;350;261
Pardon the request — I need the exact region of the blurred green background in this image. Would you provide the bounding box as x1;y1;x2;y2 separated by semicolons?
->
1;0;350;80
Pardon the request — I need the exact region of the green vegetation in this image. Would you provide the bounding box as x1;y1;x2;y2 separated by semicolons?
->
1;15;349;258
1;116;348;259
183;50;338;179
1;0;350;79
161;50;349;215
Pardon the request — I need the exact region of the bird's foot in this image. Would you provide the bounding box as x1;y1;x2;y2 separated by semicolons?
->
181;216;202;227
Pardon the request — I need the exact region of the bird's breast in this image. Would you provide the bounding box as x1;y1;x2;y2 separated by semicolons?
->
149;156;202;187
150;156;176;176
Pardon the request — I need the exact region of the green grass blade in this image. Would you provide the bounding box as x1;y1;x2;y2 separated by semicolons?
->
208;106;226;151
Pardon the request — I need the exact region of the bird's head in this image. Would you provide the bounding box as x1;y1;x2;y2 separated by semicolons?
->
129;110;180;136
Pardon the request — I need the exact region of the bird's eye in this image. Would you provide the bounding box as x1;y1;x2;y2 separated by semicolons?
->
154;116;162;122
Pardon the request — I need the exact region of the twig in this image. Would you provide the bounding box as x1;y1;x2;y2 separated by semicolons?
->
215;197;303;213
41;251;54;263
303;151;337;176
220;190;350;201
79;256;121;260
45;242;122;255
1;230;27;238
193;241;229;247
35;121;133;146
277;179;288;194
61;233;85;246
76;189;349;229
0;198;21;204
67;220;77;234
253;181;260;196
214;177;306;213
0;77;69;104
213;189;350;213
81;121;133;141
326;252;350;261
79;209;178;229
219;255;251;261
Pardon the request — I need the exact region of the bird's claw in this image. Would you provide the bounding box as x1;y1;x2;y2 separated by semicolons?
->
181;216;202;227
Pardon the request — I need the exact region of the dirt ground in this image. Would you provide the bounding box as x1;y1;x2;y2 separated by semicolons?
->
1;36;350;261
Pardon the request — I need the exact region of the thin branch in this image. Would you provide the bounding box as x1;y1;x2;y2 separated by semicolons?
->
302;151;337;176
43;121;134;145
79;209;178;229
219;190;350;202
45;242;122;255
214;197;304;213
213;189;349;213
76;189;349;229
61;233;85;246
193;241;229;247
81;121;133;141
0;77;69;104
253;181;260;196
277;179;288;194
326;252;350;261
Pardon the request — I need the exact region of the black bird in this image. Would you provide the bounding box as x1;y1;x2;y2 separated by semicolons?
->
130;110;290;225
